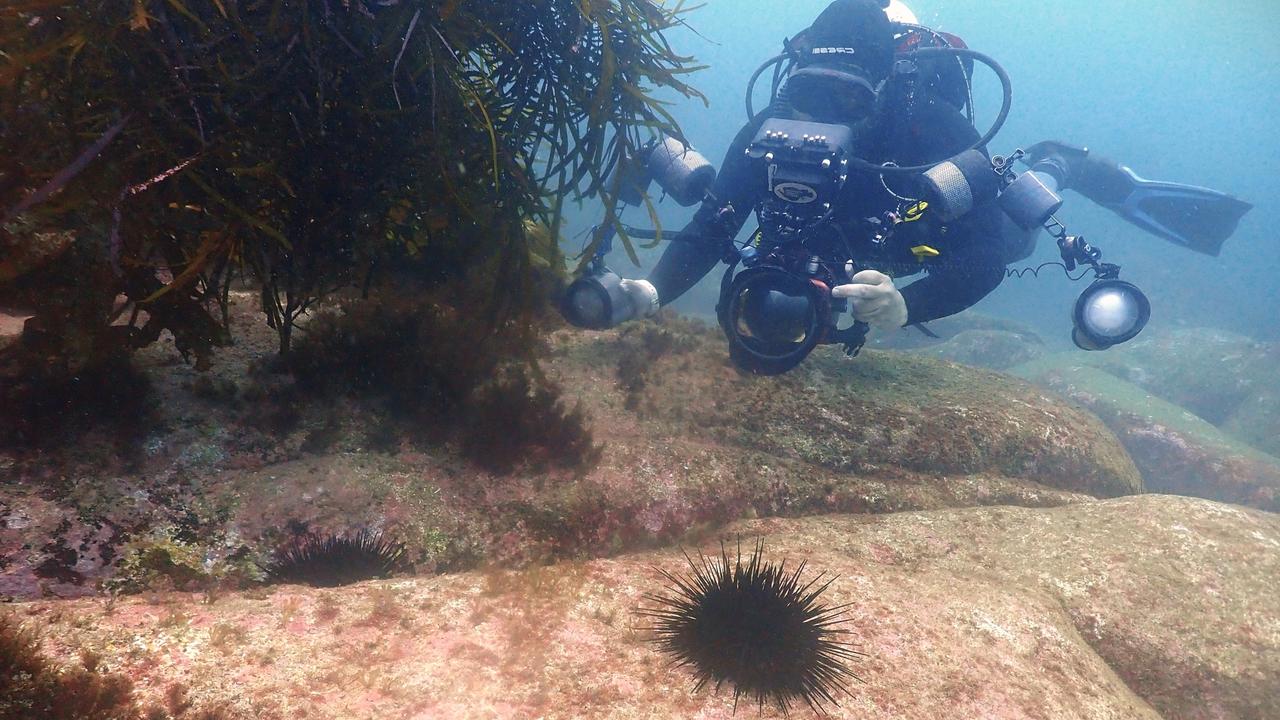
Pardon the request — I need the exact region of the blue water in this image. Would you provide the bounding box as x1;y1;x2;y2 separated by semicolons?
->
576;0;1280;344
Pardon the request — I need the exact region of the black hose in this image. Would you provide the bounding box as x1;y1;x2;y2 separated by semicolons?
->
746;54;789;119
770;57;791;105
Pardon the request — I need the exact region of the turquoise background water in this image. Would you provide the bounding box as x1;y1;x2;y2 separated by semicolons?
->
576;0;1279;344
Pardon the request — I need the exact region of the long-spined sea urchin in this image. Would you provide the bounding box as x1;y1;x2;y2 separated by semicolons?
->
265;529;406;588
639;539;862;715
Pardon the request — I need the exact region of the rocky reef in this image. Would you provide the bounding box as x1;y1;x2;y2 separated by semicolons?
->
1013;331;1280;513
1080;328;1277;433
1;305;1142;600
6;495;1276;719
4;309;1279;718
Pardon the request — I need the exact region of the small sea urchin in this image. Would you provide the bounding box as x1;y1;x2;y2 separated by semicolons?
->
265;530;406;588
640;540;862;715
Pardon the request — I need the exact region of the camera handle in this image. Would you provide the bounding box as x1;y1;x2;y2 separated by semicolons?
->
832;320;870;358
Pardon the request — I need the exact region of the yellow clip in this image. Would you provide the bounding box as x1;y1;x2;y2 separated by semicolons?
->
911;244;941;262
903;201;929;223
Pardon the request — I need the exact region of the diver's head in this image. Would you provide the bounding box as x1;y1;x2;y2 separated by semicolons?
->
786;0;896;122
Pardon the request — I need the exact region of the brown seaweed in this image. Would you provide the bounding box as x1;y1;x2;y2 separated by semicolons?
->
0;0;704;373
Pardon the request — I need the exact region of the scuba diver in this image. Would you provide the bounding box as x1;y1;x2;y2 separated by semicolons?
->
562;0;1252;374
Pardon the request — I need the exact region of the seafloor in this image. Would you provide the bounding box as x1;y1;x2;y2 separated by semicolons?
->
1;295;1278;719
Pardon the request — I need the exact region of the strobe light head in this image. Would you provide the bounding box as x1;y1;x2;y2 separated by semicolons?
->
563;269;630;330
1072;279;1150;351
647;137;717;207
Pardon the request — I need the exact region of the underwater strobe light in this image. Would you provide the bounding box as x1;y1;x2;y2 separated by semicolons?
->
926;148;1153;353
562;267;631;330
1071;279;1150;351
562;134;717;332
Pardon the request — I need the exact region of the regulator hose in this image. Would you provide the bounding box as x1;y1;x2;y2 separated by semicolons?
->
746;53;792;119
851;46;1013;175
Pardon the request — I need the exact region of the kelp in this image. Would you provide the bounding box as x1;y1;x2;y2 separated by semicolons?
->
0;0;704;370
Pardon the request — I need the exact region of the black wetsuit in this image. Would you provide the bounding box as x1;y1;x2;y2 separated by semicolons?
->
647;91;1013;326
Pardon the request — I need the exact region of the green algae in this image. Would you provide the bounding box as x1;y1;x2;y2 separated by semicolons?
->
104;529;232;594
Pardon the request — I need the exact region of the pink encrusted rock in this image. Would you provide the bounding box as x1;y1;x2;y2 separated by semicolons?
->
0;491;119;599
14;494;1278;720
0;311;27;342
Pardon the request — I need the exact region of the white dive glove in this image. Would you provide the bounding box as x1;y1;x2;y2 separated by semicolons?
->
832;270;908;331
619;278;660;320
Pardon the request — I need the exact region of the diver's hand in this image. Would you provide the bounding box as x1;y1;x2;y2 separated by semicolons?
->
620;278;660;320
832;270;907;331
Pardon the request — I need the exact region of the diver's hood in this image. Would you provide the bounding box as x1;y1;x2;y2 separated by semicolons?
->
797;0;897;81
785;0;897;121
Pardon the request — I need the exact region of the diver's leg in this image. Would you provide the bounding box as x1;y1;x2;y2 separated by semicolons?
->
1024;141;1252;255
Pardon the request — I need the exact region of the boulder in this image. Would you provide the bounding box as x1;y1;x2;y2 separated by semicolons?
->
1014;357;1280;512
868;311;1045;352
916;328;1048;370
1222;384;1280;459
13;495;1278;720
563;319;1141;499
1077;327;1278;427
0;315;1146;599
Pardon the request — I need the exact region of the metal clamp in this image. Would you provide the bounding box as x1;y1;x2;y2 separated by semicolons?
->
990;148;1026;184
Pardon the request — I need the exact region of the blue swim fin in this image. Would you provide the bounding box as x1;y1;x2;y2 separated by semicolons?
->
1101;166;1253;256
1024;142;1253;257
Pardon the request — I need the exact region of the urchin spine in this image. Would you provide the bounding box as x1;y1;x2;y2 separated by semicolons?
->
265;529;406;587
640;539;862;714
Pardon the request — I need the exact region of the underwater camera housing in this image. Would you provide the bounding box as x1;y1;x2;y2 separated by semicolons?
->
717;118;870;375
745;118;856;222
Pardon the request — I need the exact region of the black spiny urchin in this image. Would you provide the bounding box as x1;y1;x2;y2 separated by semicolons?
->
265;529;406;587
639;539;863;715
